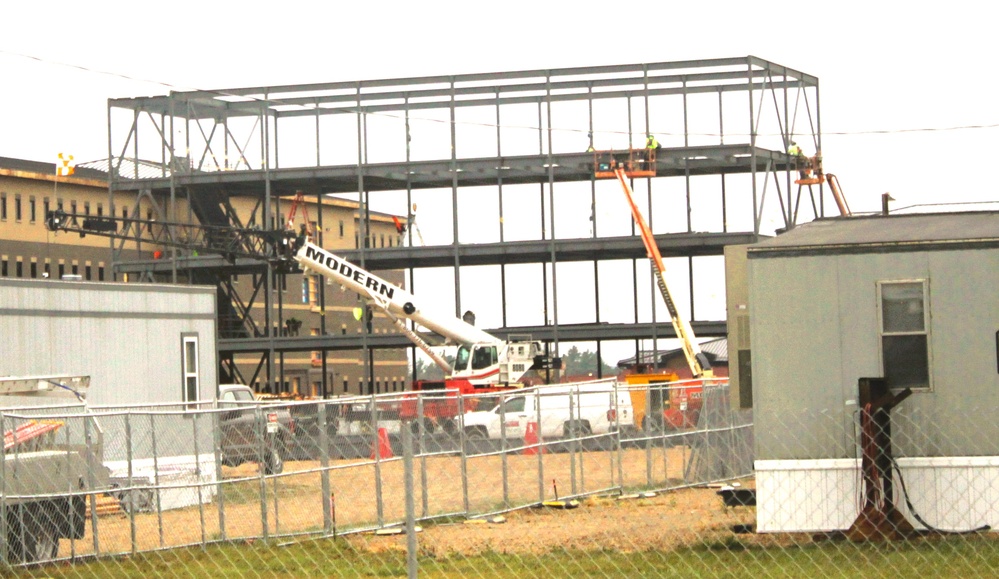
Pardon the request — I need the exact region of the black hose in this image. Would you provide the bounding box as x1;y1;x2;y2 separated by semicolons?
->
890;458;991;535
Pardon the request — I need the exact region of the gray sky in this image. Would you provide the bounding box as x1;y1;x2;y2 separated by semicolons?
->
4;1;995;214
3;1;995;364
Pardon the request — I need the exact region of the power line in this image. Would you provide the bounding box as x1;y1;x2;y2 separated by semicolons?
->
5;48;999;139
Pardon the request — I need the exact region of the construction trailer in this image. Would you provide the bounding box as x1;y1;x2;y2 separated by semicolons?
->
746;211;999;533
0;278;218;501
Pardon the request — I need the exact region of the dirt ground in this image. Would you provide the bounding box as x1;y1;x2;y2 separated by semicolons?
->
60;445;756;558
349;485;757;556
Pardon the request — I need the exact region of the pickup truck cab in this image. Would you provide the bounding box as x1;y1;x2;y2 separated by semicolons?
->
217;384;294;474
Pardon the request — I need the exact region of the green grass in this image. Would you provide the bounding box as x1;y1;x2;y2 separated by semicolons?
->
12;535;999;578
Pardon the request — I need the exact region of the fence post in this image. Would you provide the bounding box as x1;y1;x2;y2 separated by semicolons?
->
151;413;164;547
84;413;100;556
64;413;77;560
191;408;207;544
319;401;331;534
536;391;544;503
497;393;508;509
255;405;268;539
0;412;8;565
402;417;417;579
644;384;653;487
125;412;137;555
459;394;469;515
371;393;384;528
212;407;226;542
569;391;578;496
417;394;428;518
615;386;624;491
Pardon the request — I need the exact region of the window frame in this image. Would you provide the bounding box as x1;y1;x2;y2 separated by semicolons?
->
877;279;932;391
181;333;201;407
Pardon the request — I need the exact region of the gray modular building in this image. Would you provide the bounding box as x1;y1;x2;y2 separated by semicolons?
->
746;211;999;532
0;278;218;504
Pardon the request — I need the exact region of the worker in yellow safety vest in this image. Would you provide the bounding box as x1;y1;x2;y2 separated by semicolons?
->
646;134;660;150
788;141;810;179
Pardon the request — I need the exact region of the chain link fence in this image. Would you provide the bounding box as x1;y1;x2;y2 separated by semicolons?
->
4;379;999;576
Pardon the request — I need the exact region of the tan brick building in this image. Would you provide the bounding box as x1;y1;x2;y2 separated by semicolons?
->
0;156;409;397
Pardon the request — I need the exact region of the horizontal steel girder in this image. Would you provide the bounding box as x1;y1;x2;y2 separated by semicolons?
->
219;320;728;354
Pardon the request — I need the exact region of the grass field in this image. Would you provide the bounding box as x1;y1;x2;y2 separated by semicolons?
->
13;533;999;578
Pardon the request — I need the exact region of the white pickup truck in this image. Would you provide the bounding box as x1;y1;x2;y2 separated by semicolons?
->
461;381;633;443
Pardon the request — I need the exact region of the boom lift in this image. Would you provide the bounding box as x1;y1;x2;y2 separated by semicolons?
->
594;151;712;431
791;150;852;217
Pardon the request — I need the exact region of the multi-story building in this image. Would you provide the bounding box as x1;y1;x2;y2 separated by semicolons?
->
0;156;409;397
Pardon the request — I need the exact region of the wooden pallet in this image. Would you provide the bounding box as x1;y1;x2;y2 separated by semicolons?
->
85;495;125;518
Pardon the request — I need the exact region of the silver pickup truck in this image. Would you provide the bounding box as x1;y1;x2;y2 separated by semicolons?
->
0;375;109;563
217;384;295;474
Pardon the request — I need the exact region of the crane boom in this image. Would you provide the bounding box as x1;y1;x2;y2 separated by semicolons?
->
613;167;713;378
295;241;498;348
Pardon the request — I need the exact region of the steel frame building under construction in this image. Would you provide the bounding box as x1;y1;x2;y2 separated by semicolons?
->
100;55;827;395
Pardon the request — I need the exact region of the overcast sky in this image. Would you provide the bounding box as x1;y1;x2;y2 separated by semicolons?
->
3;1;996;365
4;1;995;214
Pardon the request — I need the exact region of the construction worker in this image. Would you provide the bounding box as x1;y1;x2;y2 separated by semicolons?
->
788;141;810;180
641;134;660;168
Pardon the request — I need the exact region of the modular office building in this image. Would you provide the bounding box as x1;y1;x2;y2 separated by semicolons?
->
747;211;999;533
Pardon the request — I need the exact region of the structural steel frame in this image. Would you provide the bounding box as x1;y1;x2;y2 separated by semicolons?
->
104;55;825;392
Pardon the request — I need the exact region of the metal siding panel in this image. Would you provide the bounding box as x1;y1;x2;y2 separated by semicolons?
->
0;280;216;407
750;256;845;460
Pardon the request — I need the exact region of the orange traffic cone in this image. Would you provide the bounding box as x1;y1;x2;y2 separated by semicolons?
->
523;421;545;455
371;427;393;460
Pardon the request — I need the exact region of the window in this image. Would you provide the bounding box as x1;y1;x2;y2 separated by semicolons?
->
43;198;50;217
14;195;21;221
1;193;6;220
97;203;103;217
338;220;344;238
879;280;930;390
1;258;6;276
30;261;37;279
307;275;319;307
98;263;104;281
84;201;90;216
15;260;22;278
182;334;200;406
472;345;498;370
29;196;35;223
85;264;92;280
57;199;64;212
500;396;526;414
43;261;50;278
70;200;77;215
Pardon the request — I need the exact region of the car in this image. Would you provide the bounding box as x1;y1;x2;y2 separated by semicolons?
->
217;384;295;474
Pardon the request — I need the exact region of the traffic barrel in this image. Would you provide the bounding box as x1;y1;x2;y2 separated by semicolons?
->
523;421;545;455
371;427;393;460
